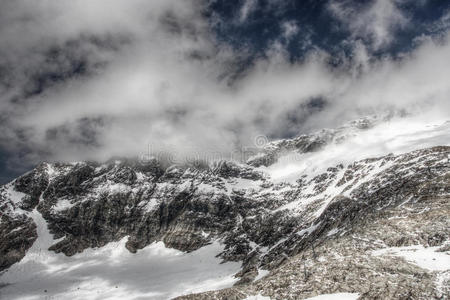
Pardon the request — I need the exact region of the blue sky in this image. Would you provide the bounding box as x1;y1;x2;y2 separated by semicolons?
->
208;0;449;59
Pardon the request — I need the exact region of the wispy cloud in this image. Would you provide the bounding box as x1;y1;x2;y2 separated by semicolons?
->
238;0;259;23
328;0;410;50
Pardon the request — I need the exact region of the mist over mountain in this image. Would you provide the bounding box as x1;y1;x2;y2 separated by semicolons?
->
0;1;449;299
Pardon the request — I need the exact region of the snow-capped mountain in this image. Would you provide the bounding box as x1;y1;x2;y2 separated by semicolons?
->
1;117;449;299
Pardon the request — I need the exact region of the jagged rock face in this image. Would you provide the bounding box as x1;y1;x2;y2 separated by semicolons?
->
0;186;37;271
0;214;36;272
13;164;49;211
0;158;280;260
1;145;448;277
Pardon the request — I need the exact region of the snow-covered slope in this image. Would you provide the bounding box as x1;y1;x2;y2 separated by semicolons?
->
1;209;240;299
1;116;449;299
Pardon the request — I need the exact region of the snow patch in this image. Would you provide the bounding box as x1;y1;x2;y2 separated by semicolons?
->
46;163;59;180
53;199;75;212
372;245;450;271
5;184;26;205
196;182;219;194
254;268;270;281
135;171;145;181
326;228;340;237
224;178;263;194
296;222;321;237
139;198;159;212
244;294;272;300
304;293;360;300
95;181;131;195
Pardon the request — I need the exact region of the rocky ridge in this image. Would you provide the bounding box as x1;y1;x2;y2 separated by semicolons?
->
0;117;449;299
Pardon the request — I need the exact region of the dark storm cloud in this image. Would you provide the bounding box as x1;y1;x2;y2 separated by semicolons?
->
45;117;106;147
16;36;126;99
0;0;449;183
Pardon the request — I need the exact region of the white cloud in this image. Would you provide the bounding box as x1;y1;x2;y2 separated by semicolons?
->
239;0;259;23
0;0;449;168
328;0;409;50
281;21;299;40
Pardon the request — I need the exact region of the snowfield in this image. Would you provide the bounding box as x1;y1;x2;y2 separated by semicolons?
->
0;210;241;300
